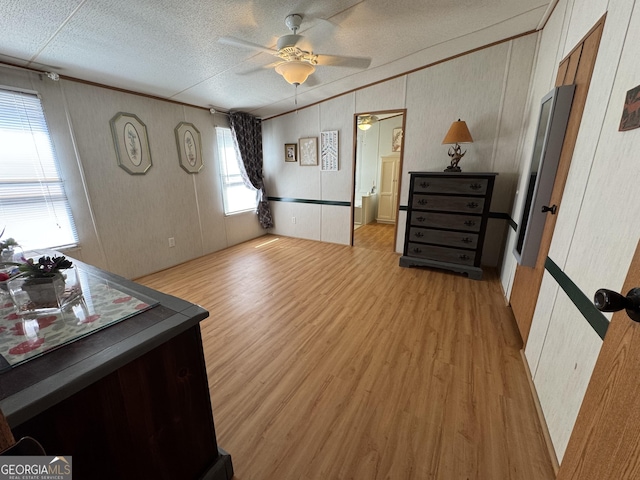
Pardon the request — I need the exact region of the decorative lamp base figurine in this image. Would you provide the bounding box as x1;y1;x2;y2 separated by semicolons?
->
442;119;473;172
445;144;465;172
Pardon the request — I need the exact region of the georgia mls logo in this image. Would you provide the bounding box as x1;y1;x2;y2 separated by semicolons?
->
49;456;71;472
0;455;72;479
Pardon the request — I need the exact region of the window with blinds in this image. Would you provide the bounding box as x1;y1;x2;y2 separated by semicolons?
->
216;127;257;215
0;88;78;250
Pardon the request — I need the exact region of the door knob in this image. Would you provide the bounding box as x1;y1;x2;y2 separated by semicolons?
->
594;288;640;322
542;204;558;214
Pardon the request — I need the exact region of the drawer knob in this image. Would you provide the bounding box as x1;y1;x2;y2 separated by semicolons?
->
461;237;472;244
466;202;479;209
464;220;476;227
459;254;470;261
417;199;428;206
412;247;422;254
469;183;482;190
416;216;426;223
420;181;430;188
414;231;424;238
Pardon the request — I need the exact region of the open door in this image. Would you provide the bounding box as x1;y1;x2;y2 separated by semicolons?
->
510;17;605;344
557;239;640;479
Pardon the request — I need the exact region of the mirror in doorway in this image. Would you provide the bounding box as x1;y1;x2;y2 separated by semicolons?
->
353;111;404;252
514;85;575;266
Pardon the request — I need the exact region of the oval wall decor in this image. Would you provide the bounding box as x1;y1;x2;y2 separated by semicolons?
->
124;122;143;166
175;122;203;173
184;130;197;167
109;112;152;175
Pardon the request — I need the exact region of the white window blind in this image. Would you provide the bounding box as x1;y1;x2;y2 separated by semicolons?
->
216;127;257;215
0;88;78;250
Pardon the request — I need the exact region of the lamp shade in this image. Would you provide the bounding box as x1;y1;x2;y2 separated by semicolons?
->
442;119;473;144
275;61;315;85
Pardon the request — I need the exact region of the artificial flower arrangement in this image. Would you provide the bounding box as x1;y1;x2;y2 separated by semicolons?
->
2;255;76;310
18;255;73;279
0;227;20;263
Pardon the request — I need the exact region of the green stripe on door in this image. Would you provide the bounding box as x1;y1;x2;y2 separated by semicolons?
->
544;257;609;339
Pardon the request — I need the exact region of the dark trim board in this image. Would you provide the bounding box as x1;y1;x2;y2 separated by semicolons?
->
274;198;518;230
544;257;609;339
488;211;517;231
268;196;350;207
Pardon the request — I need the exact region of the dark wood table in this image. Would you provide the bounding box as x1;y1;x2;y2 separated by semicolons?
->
0;259;233;480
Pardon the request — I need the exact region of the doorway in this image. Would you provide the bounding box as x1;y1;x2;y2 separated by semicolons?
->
351;110;405;252
510;17;604;344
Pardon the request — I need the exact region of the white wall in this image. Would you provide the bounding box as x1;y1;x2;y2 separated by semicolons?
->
355;122;381;197
501;0;640;462
263;35;538;264
0;67;265;279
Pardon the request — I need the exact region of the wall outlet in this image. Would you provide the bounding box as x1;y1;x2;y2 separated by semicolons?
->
291;216;296;224
168;237;175;247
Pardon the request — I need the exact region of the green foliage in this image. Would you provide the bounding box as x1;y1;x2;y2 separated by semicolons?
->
0;237;18;251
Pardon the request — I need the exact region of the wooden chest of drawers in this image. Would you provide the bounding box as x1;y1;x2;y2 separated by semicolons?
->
399;172;497;280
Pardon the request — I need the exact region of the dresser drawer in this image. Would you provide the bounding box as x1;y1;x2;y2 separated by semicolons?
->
413;177;488;195
406;243;476;265
411;195;485;213
410;211;482;232
408;227;478;248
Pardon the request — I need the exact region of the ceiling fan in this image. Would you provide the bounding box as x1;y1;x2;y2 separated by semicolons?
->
219;14;371;87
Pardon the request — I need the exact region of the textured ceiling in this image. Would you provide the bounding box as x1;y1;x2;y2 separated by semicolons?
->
0;0;552;118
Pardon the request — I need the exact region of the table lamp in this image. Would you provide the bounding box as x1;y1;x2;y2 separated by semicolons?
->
442;119;473;172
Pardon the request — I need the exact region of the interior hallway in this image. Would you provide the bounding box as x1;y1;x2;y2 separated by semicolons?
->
136;233;554;479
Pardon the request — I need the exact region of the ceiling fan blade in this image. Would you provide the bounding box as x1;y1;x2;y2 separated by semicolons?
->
315;54;371;69
218;36;278;55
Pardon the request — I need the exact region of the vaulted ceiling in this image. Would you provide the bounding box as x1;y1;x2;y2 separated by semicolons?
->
1;0;553;118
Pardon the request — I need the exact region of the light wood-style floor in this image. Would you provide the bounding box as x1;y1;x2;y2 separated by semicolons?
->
353;222;396;251
136;231;554;480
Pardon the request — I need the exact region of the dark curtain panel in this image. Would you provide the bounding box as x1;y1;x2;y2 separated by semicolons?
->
229;111;273;229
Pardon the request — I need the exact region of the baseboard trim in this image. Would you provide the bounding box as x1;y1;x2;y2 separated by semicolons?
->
497;271;511;308
519;349;560;476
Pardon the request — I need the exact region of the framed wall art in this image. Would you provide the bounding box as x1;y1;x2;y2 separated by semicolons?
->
109;112;152;175
175;122;203;173
619;84;640;131
392;127;403;152
320;130;339;171
299;137;318;166
285;143;297;162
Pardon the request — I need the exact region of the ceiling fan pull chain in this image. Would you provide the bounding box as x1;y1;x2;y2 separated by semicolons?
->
295;84;298;105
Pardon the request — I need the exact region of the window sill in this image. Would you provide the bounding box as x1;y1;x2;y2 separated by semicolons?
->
224;209;256;217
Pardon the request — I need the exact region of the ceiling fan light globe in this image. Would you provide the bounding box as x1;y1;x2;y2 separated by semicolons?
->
275;61;315;85
357;114;378;130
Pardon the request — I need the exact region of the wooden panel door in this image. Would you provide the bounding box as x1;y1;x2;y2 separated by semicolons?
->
511;16;605;344
377;154;399;223
557;240;640;479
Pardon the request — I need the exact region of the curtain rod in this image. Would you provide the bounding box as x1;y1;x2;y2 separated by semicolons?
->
0;62;60;81
209;108;230;117
1;63;237;115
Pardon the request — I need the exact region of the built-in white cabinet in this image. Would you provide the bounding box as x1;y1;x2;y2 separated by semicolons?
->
377;154;400;223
